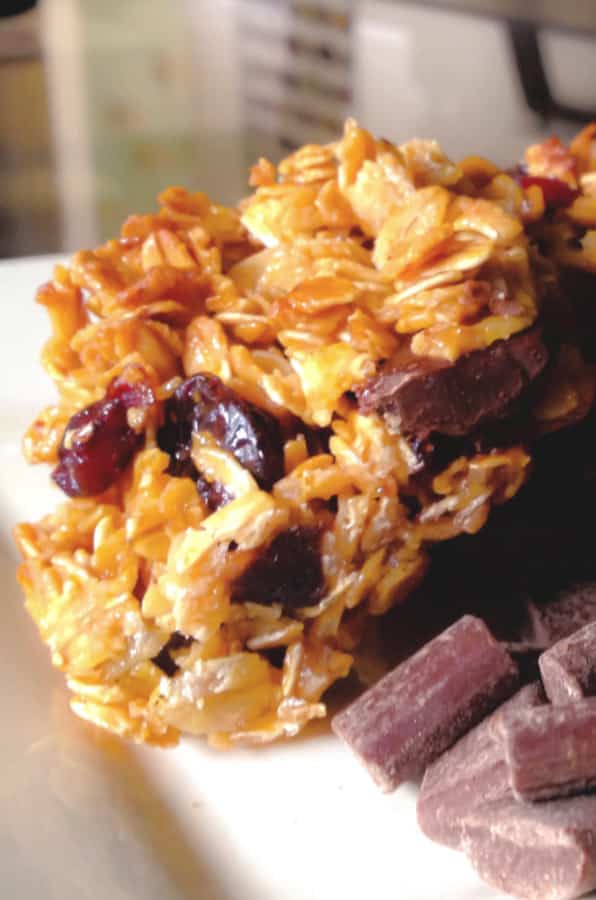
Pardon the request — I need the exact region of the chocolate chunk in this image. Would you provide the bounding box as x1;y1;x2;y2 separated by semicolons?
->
514;582;596;652
417;683;544;849
540;621;596;704
496;699;596;802
461;796;596;900
356;327;548;440
331;615;518;792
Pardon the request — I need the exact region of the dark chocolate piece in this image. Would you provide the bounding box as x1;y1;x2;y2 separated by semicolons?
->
539;621;596;704
417;683;544;848
461;796;596;900
496;699;596;802
513;582;596;653
356;327;547;440
332;615;518;792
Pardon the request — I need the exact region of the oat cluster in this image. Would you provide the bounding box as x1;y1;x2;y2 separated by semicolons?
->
15;121;596;747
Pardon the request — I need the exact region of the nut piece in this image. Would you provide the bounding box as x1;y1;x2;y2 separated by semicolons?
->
331;615;518;792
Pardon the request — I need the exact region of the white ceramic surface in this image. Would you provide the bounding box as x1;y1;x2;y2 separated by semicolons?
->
1;254;500;900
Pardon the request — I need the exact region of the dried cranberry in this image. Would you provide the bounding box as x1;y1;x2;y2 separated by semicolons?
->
158;373;284;508
517;174;578;209
232;526;324;610
52;379;154;497
152;632;194;677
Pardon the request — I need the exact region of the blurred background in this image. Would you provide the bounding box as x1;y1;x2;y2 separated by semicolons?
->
2;0;596;258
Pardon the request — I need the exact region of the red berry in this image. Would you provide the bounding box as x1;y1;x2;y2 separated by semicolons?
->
52;379;154;497
232;526;324;610
158;373;284;509
517;174;578;209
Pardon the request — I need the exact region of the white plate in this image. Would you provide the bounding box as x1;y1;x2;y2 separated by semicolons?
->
1;255;497;900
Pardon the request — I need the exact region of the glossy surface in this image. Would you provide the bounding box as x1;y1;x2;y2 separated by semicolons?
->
158;372;284;507
52;377;154;497
0;254;517;900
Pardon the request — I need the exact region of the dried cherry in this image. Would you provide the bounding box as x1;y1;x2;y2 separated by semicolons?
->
232;526;324;610
517;173;578;208
52;378;154;497
158;373;284;508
